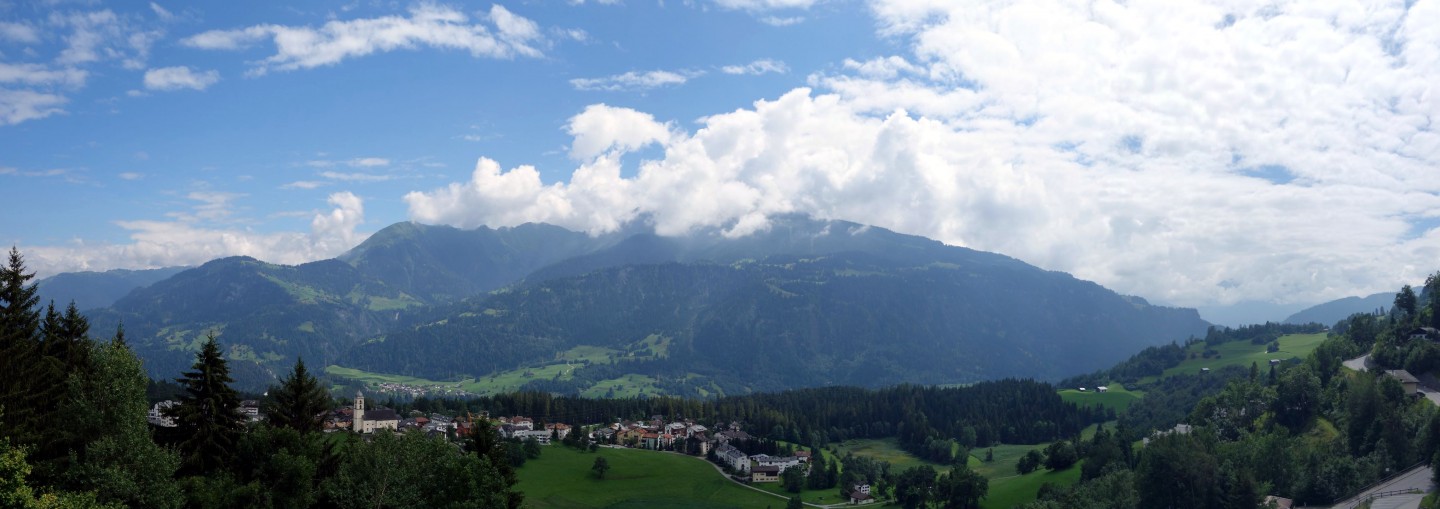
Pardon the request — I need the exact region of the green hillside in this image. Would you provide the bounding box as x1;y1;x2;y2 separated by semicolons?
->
1157;332;1328;379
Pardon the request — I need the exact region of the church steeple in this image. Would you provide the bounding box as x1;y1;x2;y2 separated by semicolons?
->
353;390;365;433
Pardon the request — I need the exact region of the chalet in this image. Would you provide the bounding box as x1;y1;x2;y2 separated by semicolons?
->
1269;359;1281;366
593;427;616;443
794;450;811;463
238;400;263;422
1096;386;1109;393
1077;387;1086;392
546;423;572;440
1201;368;1211;374
1386;369;1421;394
1410;327;1440;342
852;484;871;495
148;401;178;427
752;465;781;483
641;432;660;450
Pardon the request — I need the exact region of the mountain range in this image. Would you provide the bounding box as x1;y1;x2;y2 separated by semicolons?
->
65;216;1210;393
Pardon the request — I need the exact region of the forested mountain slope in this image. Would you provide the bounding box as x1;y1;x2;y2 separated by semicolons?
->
35;266;187;311
76;216;1209;391
344;251;1209;394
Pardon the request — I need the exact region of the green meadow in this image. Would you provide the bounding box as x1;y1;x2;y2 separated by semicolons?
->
1157;332;1328;379
1057;385;1143;413
516;447;787;509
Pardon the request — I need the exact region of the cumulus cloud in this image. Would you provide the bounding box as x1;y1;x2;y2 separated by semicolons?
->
143;66;220;91
22;192;368;277
570;69;698;92
0;63;87;88
721;59;788;75
759;16;804;26
406;0;1440;307
182;4;544;74
566;104;672;159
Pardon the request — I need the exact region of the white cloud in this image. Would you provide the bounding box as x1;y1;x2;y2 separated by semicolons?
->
348;157;389;167
759;16;804;26
143;66;220;91
0;63;87;88
0;89;68;125
0;22;41;43
118;172;143;180
22;192;368;277
320;171;391;182
50;10;161;70
149;3;175;22
182;4;544;74
711;0;821;10
282;181;325;189
570;69;698;92
408;0;1440;312
721;59;788;75
566;104;672;159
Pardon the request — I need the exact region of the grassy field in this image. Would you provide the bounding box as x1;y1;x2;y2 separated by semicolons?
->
1057;385;1143;413
1156;332;1328;379
516;447;787;509
580;374;664;399
832;438;950;473
981;461;1083;509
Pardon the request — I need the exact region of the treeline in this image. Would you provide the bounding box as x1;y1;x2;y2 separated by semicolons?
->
0;248;522;509
392;380;1103;464
1018;279;1440;509
1201;322;1326;346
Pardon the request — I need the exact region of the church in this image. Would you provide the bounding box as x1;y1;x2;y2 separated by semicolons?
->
351;391;401;433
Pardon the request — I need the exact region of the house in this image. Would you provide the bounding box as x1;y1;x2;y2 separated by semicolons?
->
1386;369;1420;394
238;400;262;422
1096;386;1109;393
852;484;871;495
795;450;811;463
1200;368;1211;374
1142;423;1193;446
1077;387;1086;392
1269;359;1281;366
1409;327;1440;342
546;423;572;440
754;455;802;472
641;432;660;450
752;465;781;483
148;401;178;427
716;444;750;473
848;490;875;505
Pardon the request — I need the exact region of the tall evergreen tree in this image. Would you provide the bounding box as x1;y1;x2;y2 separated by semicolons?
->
266;357;332;434
0;248;62;450
172;333;245;475
1397;285;1418;320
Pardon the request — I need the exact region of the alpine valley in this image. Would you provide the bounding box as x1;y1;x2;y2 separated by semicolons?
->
63;216;1210;394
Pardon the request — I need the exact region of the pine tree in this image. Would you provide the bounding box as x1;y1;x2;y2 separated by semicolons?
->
0;247;62;449
172;333;245;475
266;357;331;434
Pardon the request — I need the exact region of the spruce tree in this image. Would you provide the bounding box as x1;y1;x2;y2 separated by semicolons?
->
172;333;244;475
0;247;62;449
266;357;331;434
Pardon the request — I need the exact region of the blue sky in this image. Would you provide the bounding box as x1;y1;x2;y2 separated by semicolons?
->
4;0;1440;319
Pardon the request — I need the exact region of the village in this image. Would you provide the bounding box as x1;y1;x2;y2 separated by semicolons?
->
146;389;879;505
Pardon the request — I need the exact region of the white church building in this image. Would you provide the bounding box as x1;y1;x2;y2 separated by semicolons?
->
352;391;400;434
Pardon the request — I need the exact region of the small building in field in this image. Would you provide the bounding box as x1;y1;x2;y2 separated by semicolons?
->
751;465;781;483
1096;386;1109;393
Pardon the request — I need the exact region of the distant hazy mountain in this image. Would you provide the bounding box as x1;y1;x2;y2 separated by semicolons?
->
36;266;188;311
82;216;1211;392
1284;292;1394;326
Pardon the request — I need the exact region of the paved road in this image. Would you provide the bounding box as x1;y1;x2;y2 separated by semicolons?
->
1327;465;1432;509
1343;354;1371;372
